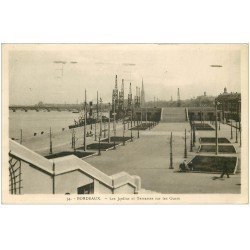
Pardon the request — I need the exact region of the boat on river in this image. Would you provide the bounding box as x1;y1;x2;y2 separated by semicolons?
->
68;114;110;129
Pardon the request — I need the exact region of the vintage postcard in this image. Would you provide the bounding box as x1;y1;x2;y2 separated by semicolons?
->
1;44;248;204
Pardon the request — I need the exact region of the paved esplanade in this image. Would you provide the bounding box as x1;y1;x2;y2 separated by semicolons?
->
22;106;240;194
85;120;241;194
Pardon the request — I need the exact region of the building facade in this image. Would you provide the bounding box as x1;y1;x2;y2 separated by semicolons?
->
216;87;241;122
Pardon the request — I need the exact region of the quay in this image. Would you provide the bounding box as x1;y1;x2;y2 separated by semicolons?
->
8;81;241;195
9;106;241;194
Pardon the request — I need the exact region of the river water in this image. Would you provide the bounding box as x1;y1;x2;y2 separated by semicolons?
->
9;110;81;140
9;110;116;156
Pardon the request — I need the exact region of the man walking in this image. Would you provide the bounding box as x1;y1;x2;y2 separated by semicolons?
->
220;163;230;178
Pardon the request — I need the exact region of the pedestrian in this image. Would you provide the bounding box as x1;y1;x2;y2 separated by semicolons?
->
220;163;230;178
179;160;189;172
188;161;193;171
183;160;190;171
179;162;184;172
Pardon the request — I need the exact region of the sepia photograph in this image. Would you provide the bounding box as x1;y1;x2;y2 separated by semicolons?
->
1;43;248;204
2;1;250;250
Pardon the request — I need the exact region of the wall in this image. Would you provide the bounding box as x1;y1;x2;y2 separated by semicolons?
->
94;180;113;194
56;172;127;194
21;161;52;194
55;170;93;194
114;184;135;194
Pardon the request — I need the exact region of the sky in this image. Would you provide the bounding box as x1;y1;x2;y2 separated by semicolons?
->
8;44;242;105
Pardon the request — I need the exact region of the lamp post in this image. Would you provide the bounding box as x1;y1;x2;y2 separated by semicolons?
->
238;100;241;147
137;121;140;138
184;129;187;158
193;125;196;146
215;100;219;155
99;97;103;138
83;89;87;151
52;162;55;195
169;132;173;169
94;119;97;141
98;136;101;156
123;119;126;146
113;104;116;137
127;119;130;129
112;104;116;151
230;120;233;139
140;108;143;125
239;122;241;147
190;126;193;152
130;111;133;141
235;123;238;143
200;105;203;124
103;121;107;138
71;128;75;149
95;91;98;141
133;108;136;126
49;127;53;155
20;129;23;145
108;103;111;143
131;107;133;129
96;90;99;122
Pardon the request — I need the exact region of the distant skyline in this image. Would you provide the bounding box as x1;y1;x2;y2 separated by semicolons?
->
9;44;242;105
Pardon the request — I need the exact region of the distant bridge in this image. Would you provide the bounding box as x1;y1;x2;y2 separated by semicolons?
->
9;104;110;112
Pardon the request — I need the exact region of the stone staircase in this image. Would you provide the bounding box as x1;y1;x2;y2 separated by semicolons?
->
161;107;187;123
9;139;142;194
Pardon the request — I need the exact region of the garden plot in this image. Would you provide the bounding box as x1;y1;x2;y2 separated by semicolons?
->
189;155;238;173
45;151;95;159
198;145;236;154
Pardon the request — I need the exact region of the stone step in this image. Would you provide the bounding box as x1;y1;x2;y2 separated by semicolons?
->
161;107;187;123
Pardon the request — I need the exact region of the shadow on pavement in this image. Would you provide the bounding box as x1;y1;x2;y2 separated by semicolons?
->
212;176;225;181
